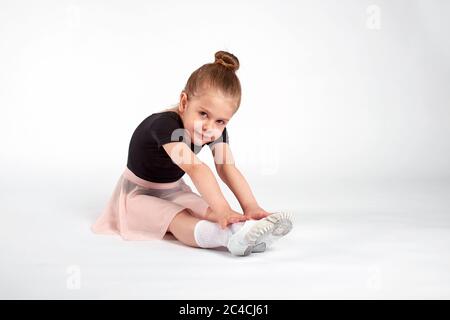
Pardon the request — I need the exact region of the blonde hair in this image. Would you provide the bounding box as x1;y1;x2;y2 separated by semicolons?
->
182;50;242;110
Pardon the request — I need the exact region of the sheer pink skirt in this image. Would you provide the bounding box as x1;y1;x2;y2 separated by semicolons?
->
91;167;210;240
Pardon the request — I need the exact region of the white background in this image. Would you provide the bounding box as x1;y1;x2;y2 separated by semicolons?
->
1;0;449;299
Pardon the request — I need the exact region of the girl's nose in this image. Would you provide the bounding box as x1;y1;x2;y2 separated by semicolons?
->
202;126;215;139
202;121;214;133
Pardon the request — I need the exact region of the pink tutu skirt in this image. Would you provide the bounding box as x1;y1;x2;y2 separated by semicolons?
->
91;167;210;240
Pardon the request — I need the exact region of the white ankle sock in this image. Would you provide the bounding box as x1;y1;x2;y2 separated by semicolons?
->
193;220;260;248
193;220;233;248
229;221;245;233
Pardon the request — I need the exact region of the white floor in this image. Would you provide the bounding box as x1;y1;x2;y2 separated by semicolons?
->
1;173;450;299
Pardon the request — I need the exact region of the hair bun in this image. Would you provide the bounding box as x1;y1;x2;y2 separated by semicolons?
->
214;51;240;72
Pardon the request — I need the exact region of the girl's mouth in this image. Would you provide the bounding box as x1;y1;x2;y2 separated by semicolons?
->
195;131;212;142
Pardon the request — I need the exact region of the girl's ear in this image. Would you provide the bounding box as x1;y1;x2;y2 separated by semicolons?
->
179;91;188;111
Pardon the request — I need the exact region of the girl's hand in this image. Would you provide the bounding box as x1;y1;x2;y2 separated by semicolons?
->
243;205;271;220
205;208;250;229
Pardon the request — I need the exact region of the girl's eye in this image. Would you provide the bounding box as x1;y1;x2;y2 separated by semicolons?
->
199;111;224;125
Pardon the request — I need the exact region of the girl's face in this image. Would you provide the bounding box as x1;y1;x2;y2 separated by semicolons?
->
177;89;237;146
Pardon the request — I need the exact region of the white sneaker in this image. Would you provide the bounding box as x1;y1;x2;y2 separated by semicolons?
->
250;212;294;253
227;212;293;256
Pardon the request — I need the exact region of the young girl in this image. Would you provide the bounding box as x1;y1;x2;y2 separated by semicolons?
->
91;50;293;256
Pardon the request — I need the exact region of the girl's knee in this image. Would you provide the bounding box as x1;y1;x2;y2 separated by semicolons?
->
167;208;200;247
168;208;197;232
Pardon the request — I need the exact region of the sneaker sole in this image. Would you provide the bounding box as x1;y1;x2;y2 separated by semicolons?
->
249;212;293;253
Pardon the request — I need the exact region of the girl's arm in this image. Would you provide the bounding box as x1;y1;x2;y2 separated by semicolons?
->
212;143;260;212
188;163;234;213
162;142;244;217
218;165;260;212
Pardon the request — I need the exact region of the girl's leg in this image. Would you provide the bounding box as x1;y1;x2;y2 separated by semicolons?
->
168;206;233;249
167;208;202;247
168;208;294;256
